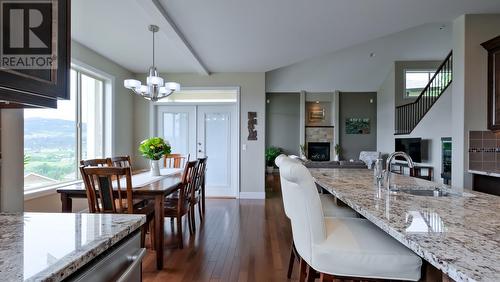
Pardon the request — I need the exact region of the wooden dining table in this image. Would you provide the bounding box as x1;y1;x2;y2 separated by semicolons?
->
56;168;183;270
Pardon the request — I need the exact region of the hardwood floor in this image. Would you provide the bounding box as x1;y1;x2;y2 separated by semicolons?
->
142;173;297;281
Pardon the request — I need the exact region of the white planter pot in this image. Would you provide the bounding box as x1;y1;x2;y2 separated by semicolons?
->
150;159;161;176
334;155;339;162
266;166;274;174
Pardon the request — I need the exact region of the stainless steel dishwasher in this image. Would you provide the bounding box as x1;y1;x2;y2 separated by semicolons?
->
67;231;146;282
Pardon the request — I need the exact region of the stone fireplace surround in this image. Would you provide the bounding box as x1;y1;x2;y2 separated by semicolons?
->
305;127;334;161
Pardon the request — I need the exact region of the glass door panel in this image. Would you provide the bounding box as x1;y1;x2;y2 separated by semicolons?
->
201;112;230;187
197;105;237;197
157;106;196;163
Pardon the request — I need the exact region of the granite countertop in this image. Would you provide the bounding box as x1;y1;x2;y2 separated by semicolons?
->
468;169;500;178
309;168;500;282
0;212;146;282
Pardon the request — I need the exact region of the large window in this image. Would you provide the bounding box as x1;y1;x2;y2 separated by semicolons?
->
24;68;105;191
404;70;435;98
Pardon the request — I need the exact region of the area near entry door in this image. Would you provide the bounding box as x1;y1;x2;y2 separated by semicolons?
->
157;105;238;197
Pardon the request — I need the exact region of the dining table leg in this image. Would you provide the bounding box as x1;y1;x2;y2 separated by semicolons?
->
154;194;165;270
60;193;72;213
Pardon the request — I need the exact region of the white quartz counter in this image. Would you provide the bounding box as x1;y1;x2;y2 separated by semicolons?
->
0;212;145;281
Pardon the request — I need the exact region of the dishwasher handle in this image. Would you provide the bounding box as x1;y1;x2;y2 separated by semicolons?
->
116;248;146;282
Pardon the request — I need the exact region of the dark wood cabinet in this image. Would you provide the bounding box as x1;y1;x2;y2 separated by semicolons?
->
482;35;500;131
0;0;70;108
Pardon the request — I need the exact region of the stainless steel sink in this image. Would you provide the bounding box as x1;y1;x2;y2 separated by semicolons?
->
400;189;449;197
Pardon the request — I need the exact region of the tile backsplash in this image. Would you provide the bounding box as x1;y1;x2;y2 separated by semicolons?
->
468;131;500;172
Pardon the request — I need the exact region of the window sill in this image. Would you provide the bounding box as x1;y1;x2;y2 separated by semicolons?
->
24;180;82;201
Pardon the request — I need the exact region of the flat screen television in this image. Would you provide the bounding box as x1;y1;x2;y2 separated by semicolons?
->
395;138;422;163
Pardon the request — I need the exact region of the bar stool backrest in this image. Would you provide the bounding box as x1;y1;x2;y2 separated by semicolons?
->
279;159;327;265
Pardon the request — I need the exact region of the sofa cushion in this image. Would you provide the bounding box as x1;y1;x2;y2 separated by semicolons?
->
304;160;366;168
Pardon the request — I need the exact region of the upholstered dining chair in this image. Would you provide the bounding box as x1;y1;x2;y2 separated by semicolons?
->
80;165;155;247
275;155;359;280
279;160;422;282
164;160;198;249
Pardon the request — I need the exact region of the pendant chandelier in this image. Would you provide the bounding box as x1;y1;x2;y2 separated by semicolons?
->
124;25;180;102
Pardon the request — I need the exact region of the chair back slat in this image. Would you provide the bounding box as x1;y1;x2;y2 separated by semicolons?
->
110;156;132;168
80;158;110;167
80;166;134;214
164;154;189;168
176;160;198;212
195;157;208;193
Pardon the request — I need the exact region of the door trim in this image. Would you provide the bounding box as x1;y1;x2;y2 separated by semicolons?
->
151;87;240;198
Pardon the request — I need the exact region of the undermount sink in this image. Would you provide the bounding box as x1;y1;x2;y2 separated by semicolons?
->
400;189;449;197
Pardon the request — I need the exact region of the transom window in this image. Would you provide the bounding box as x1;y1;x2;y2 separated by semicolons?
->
404;70;436;98
24;68;106;191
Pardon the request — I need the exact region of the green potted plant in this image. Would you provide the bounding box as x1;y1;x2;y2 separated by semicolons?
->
334;144;342;161
265;147;282;174
139;137;171;176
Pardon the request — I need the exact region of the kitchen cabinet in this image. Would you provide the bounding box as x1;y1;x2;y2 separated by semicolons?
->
482;35;500;131
0;0;70;108
68;232;145;282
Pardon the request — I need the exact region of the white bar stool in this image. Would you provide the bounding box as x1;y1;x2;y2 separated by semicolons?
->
275;155;358;280
279;158;422;282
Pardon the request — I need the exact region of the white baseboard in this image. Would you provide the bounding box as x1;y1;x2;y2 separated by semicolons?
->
239;192;266;199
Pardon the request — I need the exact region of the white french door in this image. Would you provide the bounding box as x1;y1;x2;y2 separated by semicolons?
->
157;105;238;197
157;106;197;158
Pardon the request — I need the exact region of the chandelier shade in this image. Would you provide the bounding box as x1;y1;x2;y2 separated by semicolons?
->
124;25;180;102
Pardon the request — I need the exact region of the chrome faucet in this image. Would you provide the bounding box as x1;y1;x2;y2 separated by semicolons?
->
385;152;414;192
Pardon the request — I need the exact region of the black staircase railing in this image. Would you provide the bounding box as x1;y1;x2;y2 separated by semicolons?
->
395;51;453;135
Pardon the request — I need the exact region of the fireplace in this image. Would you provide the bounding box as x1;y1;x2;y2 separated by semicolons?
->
308;142;330;161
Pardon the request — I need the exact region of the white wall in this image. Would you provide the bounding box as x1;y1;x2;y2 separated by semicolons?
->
377;65;452;184
133;73;266;196
266;23;451;93
452;14;500;190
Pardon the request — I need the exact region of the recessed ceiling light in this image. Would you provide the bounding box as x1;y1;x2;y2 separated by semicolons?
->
369;52;375;58
315;101;320;104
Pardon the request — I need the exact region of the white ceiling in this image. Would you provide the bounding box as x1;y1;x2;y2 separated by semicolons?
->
71;0;198;73
72;0;500;74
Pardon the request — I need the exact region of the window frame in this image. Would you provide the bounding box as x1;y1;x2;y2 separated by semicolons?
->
403;69;436;99
23;67;106;192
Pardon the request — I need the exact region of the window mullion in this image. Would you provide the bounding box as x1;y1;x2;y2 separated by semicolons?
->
76;70;82;179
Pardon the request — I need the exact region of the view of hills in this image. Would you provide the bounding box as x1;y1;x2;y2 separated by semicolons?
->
24;118;80;186
24;118;76;150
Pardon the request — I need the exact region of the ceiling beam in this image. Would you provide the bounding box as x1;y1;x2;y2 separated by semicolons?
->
136;0;210;75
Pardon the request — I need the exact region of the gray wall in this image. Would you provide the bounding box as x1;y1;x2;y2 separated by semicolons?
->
266;93;300;155
1;110;24;212
339;92;377;160
72;40;135;158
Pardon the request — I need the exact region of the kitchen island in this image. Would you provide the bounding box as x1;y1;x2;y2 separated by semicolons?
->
309;168;500;282
0;212;145;281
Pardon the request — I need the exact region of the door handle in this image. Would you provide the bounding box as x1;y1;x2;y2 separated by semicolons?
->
198;150;202;153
